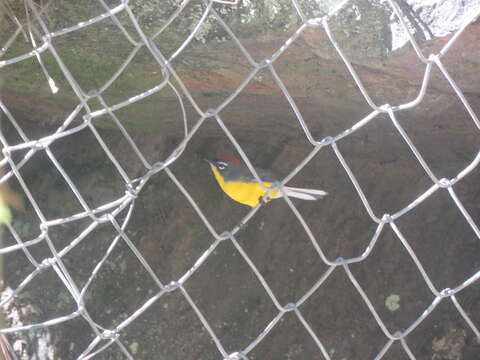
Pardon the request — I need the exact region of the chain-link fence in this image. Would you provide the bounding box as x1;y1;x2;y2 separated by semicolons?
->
1;0;480;359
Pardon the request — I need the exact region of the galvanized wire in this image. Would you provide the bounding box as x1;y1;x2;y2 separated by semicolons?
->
1;0;480;359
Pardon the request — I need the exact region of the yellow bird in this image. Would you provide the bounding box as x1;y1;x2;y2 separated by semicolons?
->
205;155;327;207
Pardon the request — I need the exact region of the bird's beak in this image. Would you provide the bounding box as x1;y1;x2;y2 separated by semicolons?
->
203;158;212;164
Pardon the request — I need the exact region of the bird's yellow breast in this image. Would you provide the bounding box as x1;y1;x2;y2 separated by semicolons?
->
210;165;279;207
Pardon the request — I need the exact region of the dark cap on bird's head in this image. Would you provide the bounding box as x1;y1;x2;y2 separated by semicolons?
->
216;154;240;163
205;154;241;173
205;155;240;165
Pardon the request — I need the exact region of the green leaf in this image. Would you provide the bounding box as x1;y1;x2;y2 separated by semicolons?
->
0;195;12;225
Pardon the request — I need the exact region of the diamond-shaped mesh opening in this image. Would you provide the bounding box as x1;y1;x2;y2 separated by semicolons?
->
246;310;324;359
337;114;433;215
150;0;218;59
3;265;77;325
46;317;96;359
287;147;378;261
218;66;316;150
437;25;480;119
404;298;480;359
49;20;136;93
1;54;82;140
126;168;215;282
68;116;149;179
153;6;258;112
90;88;190;174
235;202;330;305
301;268;387;359
270;35;374;139
391;66;480;180
210;0;302;61
6;149;86;220
2;1;480;359
53;218;117;284
349;225;434;332
46;125;129;210
81;231;162;330
308;0;429;108
120;290;221;359
4;243;38;292
97;44;170;104
185;239;278;352
395;189;480;289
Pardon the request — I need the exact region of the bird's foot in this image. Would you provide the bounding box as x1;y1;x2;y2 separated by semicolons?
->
259;195;271;206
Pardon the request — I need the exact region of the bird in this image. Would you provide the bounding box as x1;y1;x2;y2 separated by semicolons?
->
205;155;327;207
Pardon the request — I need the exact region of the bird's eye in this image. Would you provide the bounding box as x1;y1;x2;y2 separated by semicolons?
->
216;161;228;170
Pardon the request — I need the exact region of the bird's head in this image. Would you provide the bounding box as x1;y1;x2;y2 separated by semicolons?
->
204;154;242;179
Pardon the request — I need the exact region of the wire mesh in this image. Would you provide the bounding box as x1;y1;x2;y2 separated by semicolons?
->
1;0;480;359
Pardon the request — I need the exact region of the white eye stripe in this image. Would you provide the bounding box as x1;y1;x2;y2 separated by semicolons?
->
216;161;228;169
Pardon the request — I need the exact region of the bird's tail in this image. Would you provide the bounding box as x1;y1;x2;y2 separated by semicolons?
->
276;186;328;201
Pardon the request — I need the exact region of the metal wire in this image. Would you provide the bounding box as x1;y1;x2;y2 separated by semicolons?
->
1;1;480;359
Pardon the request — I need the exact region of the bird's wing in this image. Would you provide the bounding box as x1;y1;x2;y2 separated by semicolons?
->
240;167;278;183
